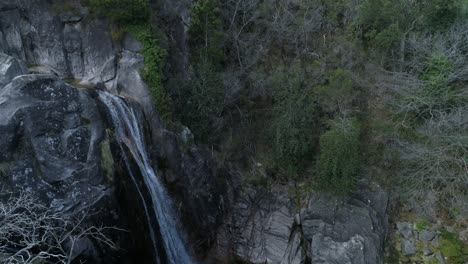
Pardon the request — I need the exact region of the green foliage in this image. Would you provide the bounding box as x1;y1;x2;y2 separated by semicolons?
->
356;0;409;51
177;59;224;142
0;162;10;178
439;229;466;263
100;135;114;181
315;117;361;195
84;0;171;119
189;0;224;65
415;220;430;232
51;2;80;14
356;0;464;53
270;61;318;174
315;69;354;113
125;24;171;119
85;0;150;25
402;53;460;119
420;53;453;94
420;0;461;31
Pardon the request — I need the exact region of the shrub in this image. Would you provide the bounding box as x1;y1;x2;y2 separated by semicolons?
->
0;191;121;264
51;2;80;14
189;0;224;65
315;69;354;114
124;24;170;119
315;117;361;195
270;61;319;175
177;59;225;142
356;0;464;54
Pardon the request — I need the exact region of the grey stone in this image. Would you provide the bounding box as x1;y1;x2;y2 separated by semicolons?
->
0;9;26;60
230;187;297;264
435;251;445;264
80;18;115;84
300;183;389;264
63;22;84;79
0;74;108;213
123;34;144;52
280;232;304;264
311;233;365;264
459;227;468;242
180;126;194;144
423;243;432;256
401;239;416;255
116;50;153;114
419;229;435;241
431;236;439;247
397;222;414;239
0;53;27;87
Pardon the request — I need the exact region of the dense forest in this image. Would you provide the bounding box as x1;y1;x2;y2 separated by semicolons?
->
0;0;467;263
84;0;468;211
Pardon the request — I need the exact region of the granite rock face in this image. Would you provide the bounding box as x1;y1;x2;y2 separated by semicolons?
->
0;0;115;85
0;74;110;214
221;183;389;264
0;53;27;87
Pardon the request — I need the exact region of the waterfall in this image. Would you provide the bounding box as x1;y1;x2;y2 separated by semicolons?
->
99;92;194;264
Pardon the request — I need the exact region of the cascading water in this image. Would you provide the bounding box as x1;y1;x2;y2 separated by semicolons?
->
99;92;194;264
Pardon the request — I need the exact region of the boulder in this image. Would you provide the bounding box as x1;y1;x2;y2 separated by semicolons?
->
401;239;416;255
419;229;435;242
0;53;27;87
397;222;415;239
311;233;365;263
123;34;144;52
227;187;301;264
301;183;389;264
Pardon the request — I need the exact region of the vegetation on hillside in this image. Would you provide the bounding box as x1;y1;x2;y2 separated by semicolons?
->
84;0;468;210
85;0;170;118
171;0;468;212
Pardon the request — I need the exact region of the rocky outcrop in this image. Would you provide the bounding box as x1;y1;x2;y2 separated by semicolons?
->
218;183;388;264
0;74;126;262
0;74;110;214
228;187;303;264
0;53;27;87
0;0;115;85
301;183;388;264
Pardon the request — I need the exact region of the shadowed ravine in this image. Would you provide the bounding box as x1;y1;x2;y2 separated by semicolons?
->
99;92;194;264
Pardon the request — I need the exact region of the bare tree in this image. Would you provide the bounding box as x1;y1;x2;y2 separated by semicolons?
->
0;191;123;264
371;22;468;209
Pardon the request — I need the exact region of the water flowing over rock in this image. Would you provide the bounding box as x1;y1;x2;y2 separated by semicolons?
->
98;92;195;264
